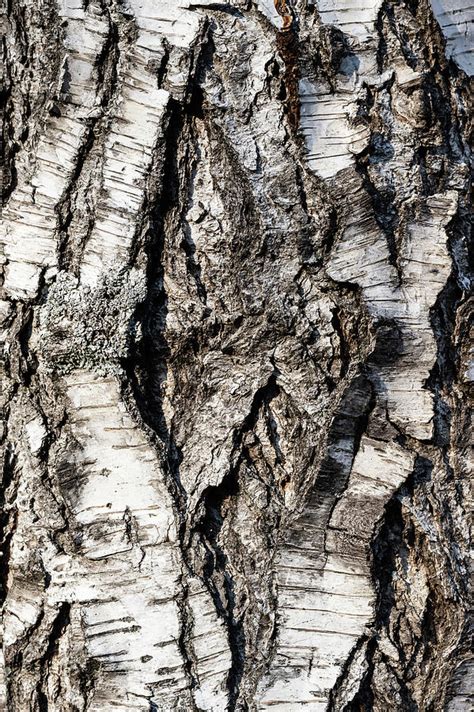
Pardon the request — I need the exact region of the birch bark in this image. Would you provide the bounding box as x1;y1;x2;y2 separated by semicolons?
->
1;1;472;710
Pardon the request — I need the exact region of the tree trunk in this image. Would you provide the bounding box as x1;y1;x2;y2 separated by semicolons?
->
1;1;472;710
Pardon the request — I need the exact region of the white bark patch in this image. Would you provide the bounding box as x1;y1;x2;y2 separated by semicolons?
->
328;189;457;439
125;0;201;49
1;6;109;299
49;371;187;708
256;0;282;29
299;0;383;179
258;438;415;709
316;0;382;43
431;0;474;75
300;77;370;179
24;416;48;456
188;578;232;711
79;83;170;286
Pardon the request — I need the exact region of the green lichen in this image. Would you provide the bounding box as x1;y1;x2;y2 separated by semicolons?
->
37;268;147;375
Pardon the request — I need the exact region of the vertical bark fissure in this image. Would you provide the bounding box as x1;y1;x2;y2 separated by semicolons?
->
37;603;71;712
193;374;281;710
56;2;122;272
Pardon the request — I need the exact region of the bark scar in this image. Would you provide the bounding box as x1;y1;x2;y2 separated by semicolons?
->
274;0;296;32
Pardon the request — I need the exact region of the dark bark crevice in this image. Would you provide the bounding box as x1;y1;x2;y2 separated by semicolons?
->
37;602;71;712
56;1;127;273
193;373;281;710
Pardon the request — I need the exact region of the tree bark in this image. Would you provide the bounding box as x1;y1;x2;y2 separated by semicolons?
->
0;1;472;710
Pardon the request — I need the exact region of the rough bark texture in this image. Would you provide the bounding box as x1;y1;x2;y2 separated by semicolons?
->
0;1;472;710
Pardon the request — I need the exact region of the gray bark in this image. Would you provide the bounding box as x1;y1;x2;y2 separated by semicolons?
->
0;0;472;710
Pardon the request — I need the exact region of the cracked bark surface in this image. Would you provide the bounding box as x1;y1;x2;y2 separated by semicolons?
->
0;0;472;710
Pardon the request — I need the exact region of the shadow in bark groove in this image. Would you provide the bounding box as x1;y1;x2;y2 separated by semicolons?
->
124;91;188;513
195;373;280;710
0;444;18;606
124;17;216;522
121;21;256;707
336;457;434;711
121;87;200;705
37;602;71;712
276;25;300;134
427;203;469;450
293;374;375;557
